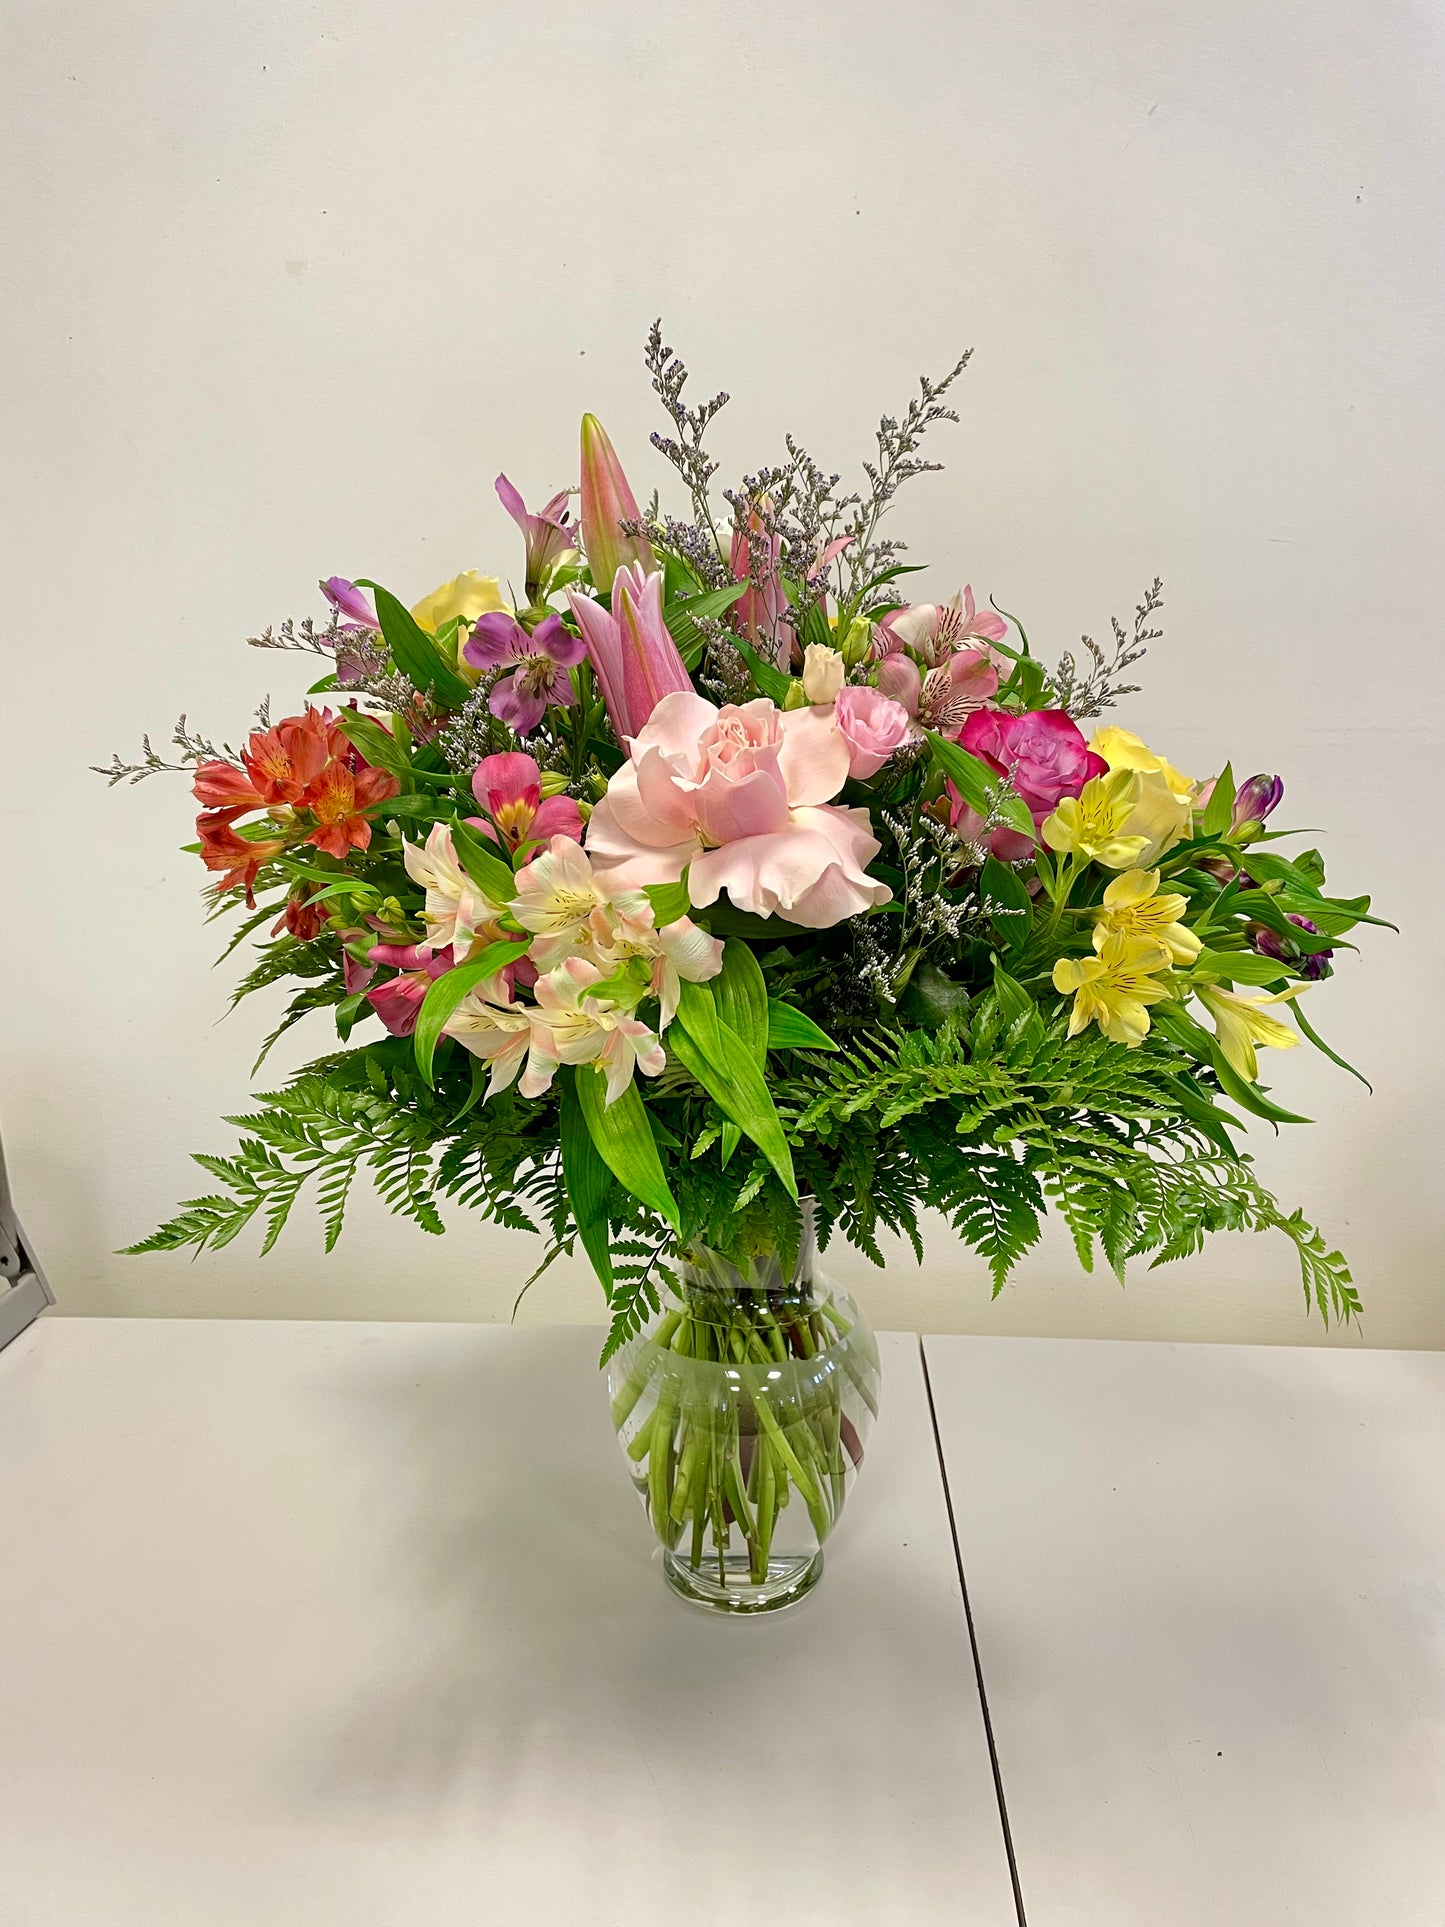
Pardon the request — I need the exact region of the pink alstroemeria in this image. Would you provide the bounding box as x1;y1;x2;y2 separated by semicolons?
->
878;587;1007;661
364;944;454;1037
579;414;655;591
874;647;999;738
462;612;587;735
567;564;693;741
525;957;667;1107
468;751;584;853
496;474;580;604
320;577;379;628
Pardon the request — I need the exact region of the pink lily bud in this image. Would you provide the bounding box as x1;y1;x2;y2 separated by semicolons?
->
568;564;692;740
579;414;655;593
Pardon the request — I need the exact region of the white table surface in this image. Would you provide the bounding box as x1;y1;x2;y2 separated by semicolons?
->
0;1318;1017;1927
923;1334;1445;1927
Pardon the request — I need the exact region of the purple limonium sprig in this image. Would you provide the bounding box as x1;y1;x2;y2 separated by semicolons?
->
462;612;586;734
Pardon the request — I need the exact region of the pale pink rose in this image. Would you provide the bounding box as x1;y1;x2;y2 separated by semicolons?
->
586;690;890;929
834;685;912;779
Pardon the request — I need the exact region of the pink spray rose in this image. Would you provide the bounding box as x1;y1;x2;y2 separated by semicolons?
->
946;708;1108;862
834;685;913;779
585;691;891;929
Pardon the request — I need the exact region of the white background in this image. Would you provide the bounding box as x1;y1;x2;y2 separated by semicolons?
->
2;1;1441;1346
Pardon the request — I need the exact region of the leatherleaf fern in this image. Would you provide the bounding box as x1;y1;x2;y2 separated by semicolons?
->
132;982;1357;1356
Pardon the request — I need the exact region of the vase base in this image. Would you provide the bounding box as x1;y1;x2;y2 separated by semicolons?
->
662;1547;824;1615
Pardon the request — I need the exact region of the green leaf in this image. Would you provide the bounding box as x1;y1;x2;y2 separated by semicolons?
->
980;856;1032;951
663;581;748;660
671;982;798;1199
412;940;531;1083
1199;763;1235;839
1291;1003;1372;1091
574;1066;680;1230
990;959;1037;1028
730;631;793;706
926;733;1036;842
334;989;370;1041
715;940;769;1067
333;710;416;792
1153;1000;1311;1125
370;584;473;709
644;877;692;926
448;817;519;903
766;1001;840;1051
560;1071;617;1291
1191;947;1292;987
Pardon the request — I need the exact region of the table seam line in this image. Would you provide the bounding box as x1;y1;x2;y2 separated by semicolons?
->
918;1333;1029;1927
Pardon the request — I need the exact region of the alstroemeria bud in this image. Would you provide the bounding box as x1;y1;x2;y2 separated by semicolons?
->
802;644;845;705
1249;913;1333;981
838;614;874;667
539;769;573;798
1231;773;1283;838
579;415;655;592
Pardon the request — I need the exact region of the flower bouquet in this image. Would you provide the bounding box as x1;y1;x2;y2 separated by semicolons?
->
106;324;1376;1610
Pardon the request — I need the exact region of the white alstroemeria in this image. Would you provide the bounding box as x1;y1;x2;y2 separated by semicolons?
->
524;957;666;1105
403;823;506;964
510;835;611;971
442;990;534;1097
582;895;724;1027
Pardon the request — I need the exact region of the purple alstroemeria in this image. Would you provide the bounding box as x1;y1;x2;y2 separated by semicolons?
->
320;577;378;627
462;612;587;734
1249;914;1334;981
496;475;579;604
320;577;388;685
1232;773;1284;835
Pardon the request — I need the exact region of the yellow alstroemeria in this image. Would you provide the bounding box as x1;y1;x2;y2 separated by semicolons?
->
1041;768;1150;869
1089;725;1194;801
1196;983;1304;1083
1093;868;1201;966
410;570;508;636
1052;932;1173;1047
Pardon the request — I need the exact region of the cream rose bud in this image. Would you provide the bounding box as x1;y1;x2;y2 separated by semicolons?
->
834;685;913;780
802;644;846;705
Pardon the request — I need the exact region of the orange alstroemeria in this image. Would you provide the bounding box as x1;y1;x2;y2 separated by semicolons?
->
301;760;399;858
196;808;287;905
241;709;334;805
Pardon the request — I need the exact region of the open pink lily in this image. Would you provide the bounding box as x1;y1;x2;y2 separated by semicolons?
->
567;564;693;741
496;474;579;604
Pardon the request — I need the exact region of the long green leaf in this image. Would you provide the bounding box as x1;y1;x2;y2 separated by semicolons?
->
715;940;769;1067
333;710;416;792
1291;1003;1373;1091
1198;763;1235;839
560;1071;617;1290
663;581;748;660
731;632;792;705
413;940;531;1083
370;584;473;709
980;855;1032;951
1191;947;1292;988
575;1067;680;1230
926;733;1036;841
766;1001;839;1051
671;983;798;1198
448;818;519;903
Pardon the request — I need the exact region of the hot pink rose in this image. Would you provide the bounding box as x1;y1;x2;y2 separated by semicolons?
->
585;691;891;929
834;685;913;779
959;709;1107;822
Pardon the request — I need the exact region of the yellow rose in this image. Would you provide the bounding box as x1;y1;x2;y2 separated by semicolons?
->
1089;725;1194;802
1121;768;1194;865
410;571;508;635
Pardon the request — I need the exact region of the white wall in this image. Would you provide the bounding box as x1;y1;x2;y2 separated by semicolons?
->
3;1;1442;1347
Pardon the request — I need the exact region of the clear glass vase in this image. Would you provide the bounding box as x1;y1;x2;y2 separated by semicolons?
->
606;1199;882;1614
